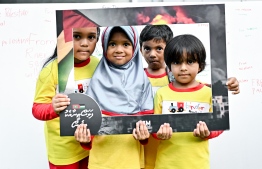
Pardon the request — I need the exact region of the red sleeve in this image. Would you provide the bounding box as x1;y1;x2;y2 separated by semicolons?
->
205;130;223;140
32;103;58;121
152;133;161;140
80;136;94;150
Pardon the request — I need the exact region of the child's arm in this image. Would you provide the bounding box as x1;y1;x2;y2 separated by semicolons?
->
32;103;58;120
205;130;223;140
74;124;93;150
203;77;240;94
226;77;240;94
193;121;223;140
32;93;70;120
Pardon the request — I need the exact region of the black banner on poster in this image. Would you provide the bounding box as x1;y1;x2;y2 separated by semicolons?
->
60;93;229;136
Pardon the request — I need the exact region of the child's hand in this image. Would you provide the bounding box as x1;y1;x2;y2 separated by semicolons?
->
193;121;210;139
52;93;70;113
226;77;240;94
74;124;91;143
157;123;172;140
133;120;150;140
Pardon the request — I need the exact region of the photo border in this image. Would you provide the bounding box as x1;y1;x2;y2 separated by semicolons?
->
57;4;230;135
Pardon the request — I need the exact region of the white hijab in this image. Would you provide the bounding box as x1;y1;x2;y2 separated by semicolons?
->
87;26;153;115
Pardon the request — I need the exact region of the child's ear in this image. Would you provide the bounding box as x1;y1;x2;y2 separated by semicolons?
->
198;66;201;73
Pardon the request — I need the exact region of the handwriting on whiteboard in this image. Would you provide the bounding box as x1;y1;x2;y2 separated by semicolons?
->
238;61;253;71
252;79;262;95
1;33;56;47
5;8;29;17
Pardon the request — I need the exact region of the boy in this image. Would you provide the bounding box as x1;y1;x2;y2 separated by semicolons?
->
138;25;240;169
153;34;222;169
139;25;173;169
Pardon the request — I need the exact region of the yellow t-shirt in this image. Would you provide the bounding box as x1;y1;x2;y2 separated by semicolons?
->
154;83;212;169
88;134;142;169
144;69;169;169
34;56;99;165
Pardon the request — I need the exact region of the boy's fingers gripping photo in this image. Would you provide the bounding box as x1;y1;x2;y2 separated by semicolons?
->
193;121;210;138
226;77;240;94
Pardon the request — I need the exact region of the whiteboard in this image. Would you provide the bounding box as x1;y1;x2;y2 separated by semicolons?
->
0;2;261;169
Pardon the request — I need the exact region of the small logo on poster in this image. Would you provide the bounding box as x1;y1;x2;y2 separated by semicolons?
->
72;104;85;109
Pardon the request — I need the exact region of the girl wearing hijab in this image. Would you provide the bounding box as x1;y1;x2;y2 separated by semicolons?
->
75;26;153;169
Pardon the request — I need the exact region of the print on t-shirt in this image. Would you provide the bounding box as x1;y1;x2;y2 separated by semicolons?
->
162;100;210;114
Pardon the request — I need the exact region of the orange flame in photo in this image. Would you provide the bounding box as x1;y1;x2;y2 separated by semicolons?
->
136;6;195;25
150;14;176;25
173;6;195;24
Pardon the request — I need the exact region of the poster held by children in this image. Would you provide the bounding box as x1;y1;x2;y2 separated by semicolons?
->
57;4;230;136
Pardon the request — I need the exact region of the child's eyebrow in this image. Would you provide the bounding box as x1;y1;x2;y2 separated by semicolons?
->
73;31;97;35
109;39;131;43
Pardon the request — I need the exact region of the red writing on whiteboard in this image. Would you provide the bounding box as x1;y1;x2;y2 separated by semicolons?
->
5;8;28;17
239;79;248;83
25;48;48;59
25;59;46;80
44;8;53;22
0;21;5;27
25;47;52;80
25;63;40;80
1;33;56;46
252;88;262;95
237;8;252;11
238;61;253;71
252;79;262;87
252;79;262;95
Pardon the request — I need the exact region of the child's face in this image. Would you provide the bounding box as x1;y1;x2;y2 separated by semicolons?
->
171;50;200;86
141;39;166;70
106;31;133;66
73;27;98;63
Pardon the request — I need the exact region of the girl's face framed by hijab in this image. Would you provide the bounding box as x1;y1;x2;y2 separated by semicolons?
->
106;29;133;66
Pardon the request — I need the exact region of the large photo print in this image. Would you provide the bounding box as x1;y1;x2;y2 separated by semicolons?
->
56;4;229;136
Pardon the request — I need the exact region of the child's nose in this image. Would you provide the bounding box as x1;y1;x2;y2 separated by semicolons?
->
115;45;123;53
149;50;157;58
80;39;88;47
180;63;187;70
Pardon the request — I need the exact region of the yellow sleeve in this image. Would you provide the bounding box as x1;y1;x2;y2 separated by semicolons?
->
153;90;163;115
209;96;213;112
34;59;58;103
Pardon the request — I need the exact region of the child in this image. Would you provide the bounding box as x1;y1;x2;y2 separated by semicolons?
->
138;25;240;169
74;26;153;169
138;24;173;169
32;10;100;169
153;34;222;169
139;25;174;93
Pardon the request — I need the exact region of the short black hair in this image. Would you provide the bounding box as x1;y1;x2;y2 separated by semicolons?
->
139;25;173;47
164;34;206;73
